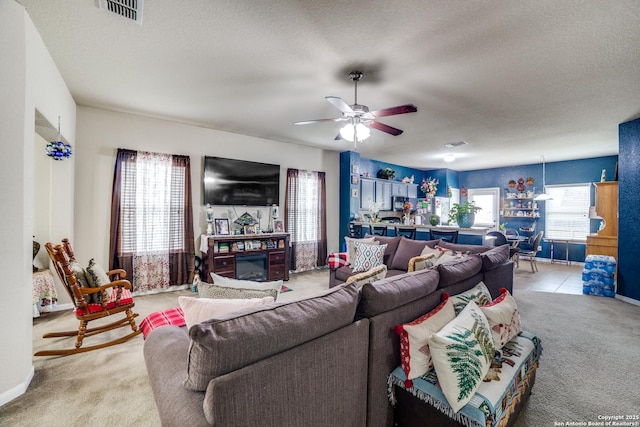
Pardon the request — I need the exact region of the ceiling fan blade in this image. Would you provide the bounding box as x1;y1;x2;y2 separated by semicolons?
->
294;117;345;125
326;96;354;114
334;133;343;141
371;104;417;118
370;121;404;136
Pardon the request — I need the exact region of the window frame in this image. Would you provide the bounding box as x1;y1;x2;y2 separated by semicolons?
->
467;187;500;228
543;183;591;241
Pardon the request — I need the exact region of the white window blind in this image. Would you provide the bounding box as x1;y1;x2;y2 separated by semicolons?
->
544;184;591;240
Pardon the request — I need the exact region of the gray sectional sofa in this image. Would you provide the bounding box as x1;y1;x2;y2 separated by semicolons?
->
144;243;519;426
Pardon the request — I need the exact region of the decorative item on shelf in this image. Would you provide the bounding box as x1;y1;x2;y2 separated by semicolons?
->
401;174;415;184
448;200;482;228
243;225;257;235
402;201;413;224
205;204;215;235
274;220;284;233
516;177;526;192
601;169;606;182
214;218;230;235
526;177;535;186
369;199;381;222
256;209;263;232
429;214;440;226
45;117;72;161
508;179;516;188
461;184;468;197
235;212;258;227
377;167;396;180
420;177;438;197
447;184;452;198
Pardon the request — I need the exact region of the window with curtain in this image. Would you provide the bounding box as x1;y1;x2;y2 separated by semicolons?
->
544;183;591;240
285;168;327;272
109;149;195;293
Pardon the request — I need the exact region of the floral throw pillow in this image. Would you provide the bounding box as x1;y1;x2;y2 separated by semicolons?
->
352;242;388;273
395;295;455;387
429;301;495;413
480;288;521;349
450;282;493;315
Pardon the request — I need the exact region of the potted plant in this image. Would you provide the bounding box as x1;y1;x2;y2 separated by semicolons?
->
448;200;482;228
526;177;535;186
377;167;396;180
508;179;516;188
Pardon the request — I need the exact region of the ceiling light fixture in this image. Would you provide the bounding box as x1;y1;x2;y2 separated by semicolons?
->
45;116;73;161
339;121;370;142
534;155;553;201
443;153;455;162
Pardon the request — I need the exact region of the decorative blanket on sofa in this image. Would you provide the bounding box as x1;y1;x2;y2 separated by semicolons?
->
388;331;542;427
139;307;185;339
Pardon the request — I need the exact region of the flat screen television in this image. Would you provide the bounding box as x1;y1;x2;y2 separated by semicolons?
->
203;156;280;206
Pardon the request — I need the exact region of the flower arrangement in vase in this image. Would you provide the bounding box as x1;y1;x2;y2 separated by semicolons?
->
420;177;439;197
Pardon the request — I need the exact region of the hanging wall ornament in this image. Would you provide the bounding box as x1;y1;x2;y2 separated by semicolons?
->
46;116;73;161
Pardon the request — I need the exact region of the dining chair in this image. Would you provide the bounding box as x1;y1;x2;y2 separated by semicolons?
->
516;231;544;273
429;229;459;243
394;226;416;239
370;225;388;236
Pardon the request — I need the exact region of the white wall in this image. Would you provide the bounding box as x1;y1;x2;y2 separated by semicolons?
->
0;1;76;406
74;106;341;273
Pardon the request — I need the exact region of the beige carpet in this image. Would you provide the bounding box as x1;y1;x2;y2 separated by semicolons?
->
1;269;639;426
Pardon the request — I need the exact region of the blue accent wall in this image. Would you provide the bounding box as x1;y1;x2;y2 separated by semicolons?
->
339;151;619;266
618;118;640;302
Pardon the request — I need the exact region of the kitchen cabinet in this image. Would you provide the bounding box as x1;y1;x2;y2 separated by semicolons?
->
391;183;408;197
360;178;391;210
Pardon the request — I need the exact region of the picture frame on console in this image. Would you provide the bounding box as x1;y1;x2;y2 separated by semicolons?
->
243;225;257;235
274;220;284;233
214;218;230;235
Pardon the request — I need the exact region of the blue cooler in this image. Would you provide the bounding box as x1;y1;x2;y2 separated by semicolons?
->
582;255;616;297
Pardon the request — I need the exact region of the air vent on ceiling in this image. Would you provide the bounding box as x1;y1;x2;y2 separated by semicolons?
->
99;0;144;25
444;141;469;148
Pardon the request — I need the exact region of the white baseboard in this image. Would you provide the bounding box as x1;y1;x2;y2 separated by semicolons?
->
0;365;34;407
53;303;74;312
615;294;640;307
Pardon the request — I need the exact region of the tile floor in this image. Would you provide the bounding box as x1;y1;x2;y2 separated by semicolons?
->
513;258;585;294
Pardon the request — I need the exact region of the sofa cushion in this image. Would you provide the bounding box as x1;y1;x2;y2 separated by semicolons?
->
436;241;492;255
346;264;387;288
479;288;521;349
437;255;483;288
366;234;402;266
85;258;112;303
178;296;274;330
209;272;282;293
353;242;387;273
479;244;509;271
450;282;493;315
357;268;440;317
345;236;378;264
396;295;455;386
429;301;495;413
390;238;439;271
184;283;359;391
198;282;279;301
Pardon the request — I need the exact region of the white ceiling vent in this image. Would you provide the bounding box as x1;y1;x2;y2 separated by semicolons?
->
99;0;144;25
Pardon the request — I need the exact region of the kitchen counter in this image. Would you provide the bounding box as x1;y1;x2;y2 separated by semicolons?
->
352;221;491;236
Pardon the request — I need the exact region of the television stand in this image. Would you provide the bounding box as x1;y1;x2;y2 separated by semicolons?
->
202;233;290;282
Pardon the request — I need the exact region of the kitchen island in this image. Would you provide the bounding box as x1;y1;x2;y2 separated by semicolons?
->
352;221;494;245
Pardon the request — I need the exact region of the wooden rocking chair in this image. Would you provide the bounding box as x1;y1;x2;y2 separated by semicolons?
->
35;239;141;356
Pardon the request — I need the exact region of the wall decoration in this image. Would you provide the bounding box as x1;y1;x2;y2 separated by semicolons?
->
352;164;359;174
352;188;359;198
351;175;359;185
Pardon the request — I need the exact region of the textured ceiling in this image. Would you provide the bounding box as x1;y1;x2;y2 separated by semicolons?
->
17;0;640;171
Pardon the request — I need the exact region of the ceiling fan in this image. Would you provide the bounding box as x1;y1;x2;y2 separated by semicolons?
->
294;71;417;143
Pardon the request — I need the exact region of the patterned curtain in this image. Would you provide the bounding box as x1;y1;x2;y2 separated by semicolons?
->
285;169;327;272
109;149;195;293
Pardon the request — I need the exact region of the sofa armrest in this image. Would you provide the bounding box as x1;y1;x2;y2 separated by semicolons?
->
407;253;436;272
144;326;210;427
482;260;515;298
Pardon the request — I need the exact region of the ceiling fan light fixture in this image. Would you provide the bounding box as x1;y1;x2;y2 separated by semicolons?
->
340;122;370;142
443;153;455;162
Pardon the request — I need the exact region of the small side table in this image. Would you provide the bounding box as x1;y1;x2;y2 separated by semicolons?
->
33;269;58;317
